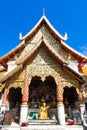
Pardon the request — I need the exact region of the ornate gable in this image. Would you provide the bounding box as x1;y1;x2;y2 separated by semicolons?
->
0;15;87;68
0;15;86;85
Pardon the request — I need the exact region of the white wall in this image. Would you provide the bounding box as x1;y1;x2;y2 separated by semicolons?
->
5;61;17;74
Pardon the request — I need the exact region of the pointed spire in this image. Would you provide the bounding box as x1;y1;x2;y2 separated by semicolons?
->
42;8;45;16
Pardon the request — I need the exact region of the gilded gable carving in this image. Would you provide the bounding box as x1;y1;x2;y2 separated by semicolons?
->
6;70;25;92
16;25;77;66
40;25;77;62
25;48;80;88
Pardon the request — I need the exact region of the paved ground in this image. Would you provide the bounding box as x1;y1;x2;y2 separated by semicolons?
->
21;125;84;130
1;124;84;130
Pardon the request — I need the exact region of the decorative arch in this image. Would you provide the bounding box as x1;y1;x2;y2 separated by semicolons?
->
29;75;57;108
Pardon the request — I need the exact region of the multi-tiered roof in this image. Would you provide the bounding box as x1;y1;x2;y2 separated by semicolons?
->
0;15;87;84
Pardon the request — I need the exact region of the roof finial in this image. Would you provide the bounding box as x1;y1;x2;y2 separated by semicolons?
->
64;32;68;40
19;32;23;40
42;8;45;16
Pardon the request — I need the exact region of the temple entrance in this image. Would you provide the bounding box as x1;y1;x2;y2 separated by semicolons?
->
2;87;22;124
28;76;57;121
63;86;78;107
29;75;57;108
63;86;81;124
8;87;22;110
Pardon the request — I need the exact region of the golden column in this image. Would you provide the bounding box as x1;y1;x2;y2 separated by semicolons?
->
20;69;29;125
57;73;65;125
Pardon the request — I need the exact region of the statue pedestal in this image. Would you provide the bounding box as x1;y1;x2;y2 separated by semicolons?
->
20;104;28;125
57;103;65;125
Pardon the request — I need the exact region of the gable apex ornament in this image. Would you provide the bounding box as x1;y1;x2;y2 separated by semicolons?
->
42;8;45;16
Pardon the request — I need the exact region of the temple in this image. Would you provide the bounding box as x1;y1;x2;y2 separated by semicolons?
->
0;15;87;126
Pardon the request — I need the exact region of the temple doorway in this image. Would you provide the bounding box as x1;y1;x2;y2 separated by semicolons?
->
63;86;81;124
29;75;57;108
3;87;22;124
63;86;78;108
8;87;22;110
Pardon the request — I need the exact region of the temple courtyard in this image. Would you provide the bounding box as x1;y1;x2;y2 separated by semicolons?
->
1;125;84;130
1;124;84;130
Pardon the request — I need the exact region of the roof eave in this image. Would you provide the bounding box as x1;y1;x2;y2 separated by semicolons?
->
0;40;26;65
61;40;87;61
63;64;84;83
0;64;23;83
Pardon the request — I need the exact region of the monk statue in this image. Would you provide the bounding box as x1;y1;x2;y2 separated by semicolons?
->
39;102;49;119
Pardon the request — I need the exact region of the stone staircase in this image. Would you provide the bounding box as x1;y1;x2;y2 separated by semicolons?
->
28;119;57;125
1;125;83;130
1;119;84;130
21;125;83;130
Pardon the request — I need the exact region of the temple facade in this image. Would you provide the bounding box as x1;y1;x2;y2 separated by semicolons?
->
0;15;87;125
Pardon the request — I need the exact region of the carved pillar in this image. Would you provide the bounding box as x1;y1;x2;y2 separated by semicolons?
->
57;73;65;125
20;69;29;125
57;73;63;103
22;70;29;105
1;88;8;112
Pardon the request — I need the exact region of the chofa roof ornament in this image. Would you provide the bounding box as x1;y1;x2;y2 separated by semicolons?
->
64;32;68;41
19;32;23;40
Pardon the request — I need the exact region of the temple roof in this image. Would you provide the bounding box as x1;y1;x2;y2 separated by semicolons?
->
16;39;67;65
0;59;84;84
0;15;87;68
0;40;84;83
0;64;23;83
0;15;86;84
61;40;87;61
19;15;67;41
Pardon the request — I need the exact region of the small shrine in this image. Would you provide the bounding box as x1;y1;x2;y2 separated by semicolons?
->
0;15;87;126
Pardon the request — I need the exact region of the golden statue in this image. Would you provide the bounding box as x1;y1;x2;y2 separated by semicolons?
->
39;103;49;119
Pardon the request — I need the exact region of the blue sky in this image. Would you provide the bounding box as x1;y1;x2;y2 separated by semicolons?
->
0;0;87;56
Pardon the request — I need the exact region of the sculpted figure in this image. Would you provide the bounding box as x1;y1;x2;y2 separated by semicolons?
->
39;103;49;119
